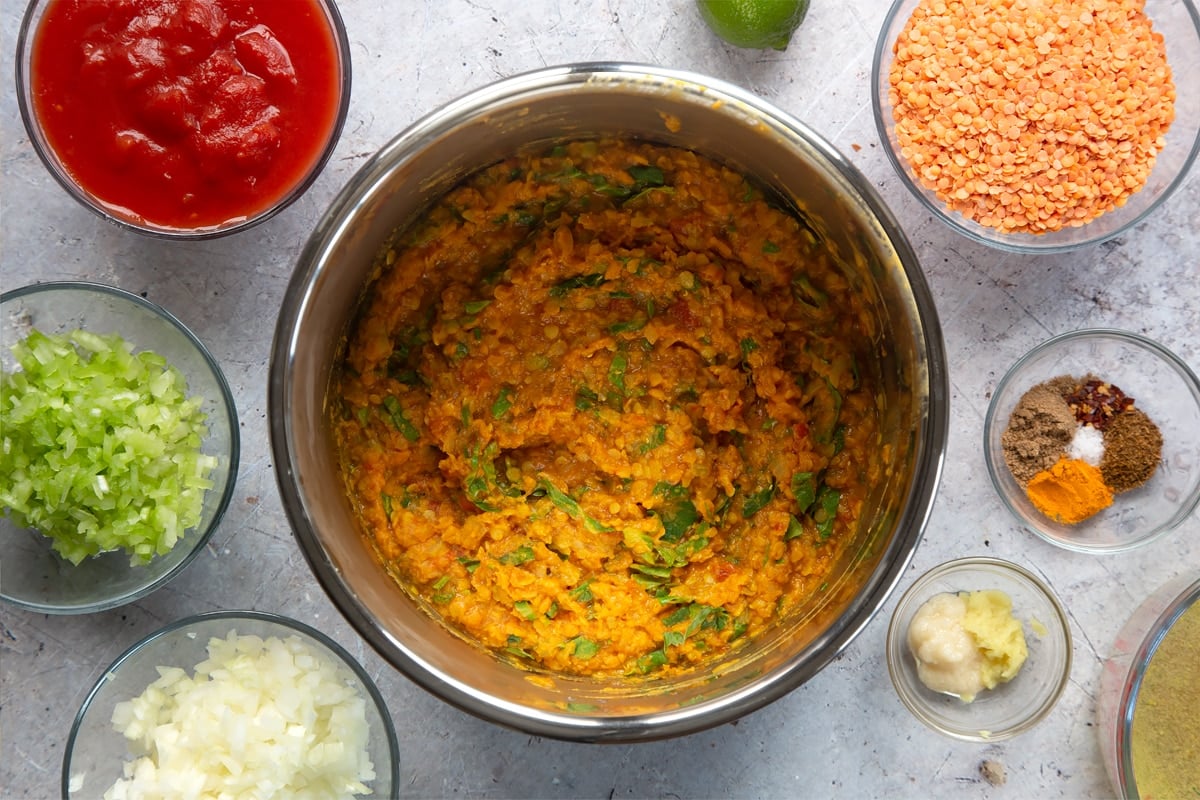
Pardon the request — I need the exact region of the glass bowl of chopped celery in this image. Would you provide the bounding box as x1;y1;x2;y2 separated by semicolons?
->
63;610;400;799
983;329;1200;553
0;282;239;613
885;557;1072;742
871;0;1200;253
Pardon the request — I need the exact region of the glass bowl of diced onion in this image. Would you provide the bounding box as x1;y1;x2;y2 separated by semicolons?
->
63;611;400;799
871;0;1200;253
0;282;239;613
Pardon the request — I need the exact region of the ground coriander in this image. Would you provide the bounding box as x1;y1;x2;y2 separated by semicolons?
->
1001;376;1079;485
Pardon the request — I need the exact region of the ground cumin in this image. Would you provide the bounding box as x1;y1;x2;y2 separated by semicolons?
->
1101;407;1163;492
888;0;1176;234
1026;456;1113;524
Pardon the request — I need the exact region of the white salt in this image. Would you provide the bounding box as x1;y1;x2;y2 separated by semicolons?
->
1068;424;1105;466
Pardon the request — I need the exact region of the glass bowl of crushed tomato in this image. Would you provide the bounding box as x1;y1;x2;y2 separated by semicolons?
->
0;282;239;613
16;0;352;239
885;557;1072;742
270;63;950;742
871;0;1200;253
64;611;400;799
984;329;1200;553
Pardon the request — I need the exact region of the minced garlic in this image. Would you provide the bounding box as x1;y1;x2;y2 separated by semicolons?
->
908;590;1028;702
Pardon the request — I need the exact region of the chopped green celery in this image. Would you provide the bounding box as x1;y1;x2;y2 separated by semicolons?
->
0;329;215;565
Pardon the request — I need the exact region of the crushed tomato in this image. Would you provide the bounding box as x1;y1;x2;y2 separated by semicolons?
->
30;0;344;231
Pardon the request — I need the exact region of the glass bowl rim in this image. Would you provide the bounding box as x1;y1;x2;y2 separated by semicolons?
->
0;280;241;613
982;327;1200;554
60;609;402;800
885;555;1073;742
869;0;1200;255
13;0;354;240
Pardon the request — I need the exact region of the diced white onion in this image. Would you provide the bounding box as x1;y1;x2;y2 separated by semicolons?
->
103;631;377;800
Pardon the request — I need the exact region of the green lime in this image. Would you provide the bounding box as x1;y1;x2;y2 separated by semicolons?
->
696;0;810;51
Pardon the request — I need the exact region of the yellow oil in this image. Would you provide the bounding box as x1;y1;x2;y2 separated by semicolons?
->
1131;600;1200;799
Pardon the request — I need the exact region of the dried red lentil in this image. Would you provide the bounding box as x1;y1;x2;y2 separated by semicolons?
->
888;0;1176;234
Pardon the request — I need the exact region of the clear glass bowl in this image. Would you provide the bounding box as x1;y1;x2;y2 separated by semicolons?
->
886;557;1072;742
984;329;1200;553
15;0;352;239
1097;574;1200;799
62;611;400;799
871;0;1200;253
0;282;239;613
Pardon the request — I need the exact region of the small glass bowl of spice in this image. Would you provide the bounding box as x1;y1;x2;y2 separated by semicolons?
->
871;0;1200;253
984;329;1200;553
886;557;1072;742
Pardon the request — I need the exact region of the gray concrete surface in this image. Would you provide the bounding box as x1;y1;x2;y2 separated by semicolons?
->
2;1;1198;798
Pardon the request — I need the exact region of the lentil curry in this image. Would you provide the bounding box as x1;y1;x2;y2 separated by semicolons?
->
333;139;882;678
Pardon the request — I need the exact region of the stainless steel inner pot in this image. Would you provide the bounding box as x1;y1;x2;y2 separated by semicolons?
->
270;63;948;742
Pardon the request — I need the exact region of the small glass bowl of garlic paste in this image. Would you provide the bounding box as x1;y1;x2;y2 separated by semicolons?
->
886;557;1072;741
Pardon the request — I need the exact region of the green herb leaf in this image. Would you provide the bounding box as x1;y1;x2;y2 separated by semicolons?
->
656;495;699;543
499;545;535;566
549;272;606;297
607;350;628;395
491;386;515;419
606;318;647;335
536;477;614;533
792;274;828;311
663;605;693;627
637;423;667;455
571;636;599;659
464;299;492;314
570;580;594;604
635;648;668;674
791;472;817;513
742;479;777;518
762;241;781;254
457;556;481;573
632;563;674;580
514;600;537;620
785;514;805;541
382;395;421;442
627;165;665;186
504;635;534;660
813;486;841;541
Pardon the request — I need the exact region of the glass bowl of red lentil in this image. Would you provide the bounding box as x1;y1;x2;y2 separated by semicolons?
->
871;0;1200;253
983;329;1200;552
15;0;352;239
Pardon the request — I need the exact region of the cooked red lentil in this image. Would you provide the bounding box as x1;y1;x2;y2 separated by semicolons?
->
888;0;1175;234
333;139;881;678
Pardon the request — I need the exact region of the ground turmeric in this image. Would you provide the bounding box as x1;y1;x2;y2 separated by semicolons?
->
1026;456;1113;524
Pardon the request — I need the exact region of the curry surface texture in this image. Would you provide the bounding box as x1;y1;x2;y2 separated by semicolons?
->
334;139;882;678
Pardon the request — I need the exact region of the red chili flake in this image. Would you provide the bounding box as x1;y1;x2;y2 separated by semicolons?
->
1065;379;1135;430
